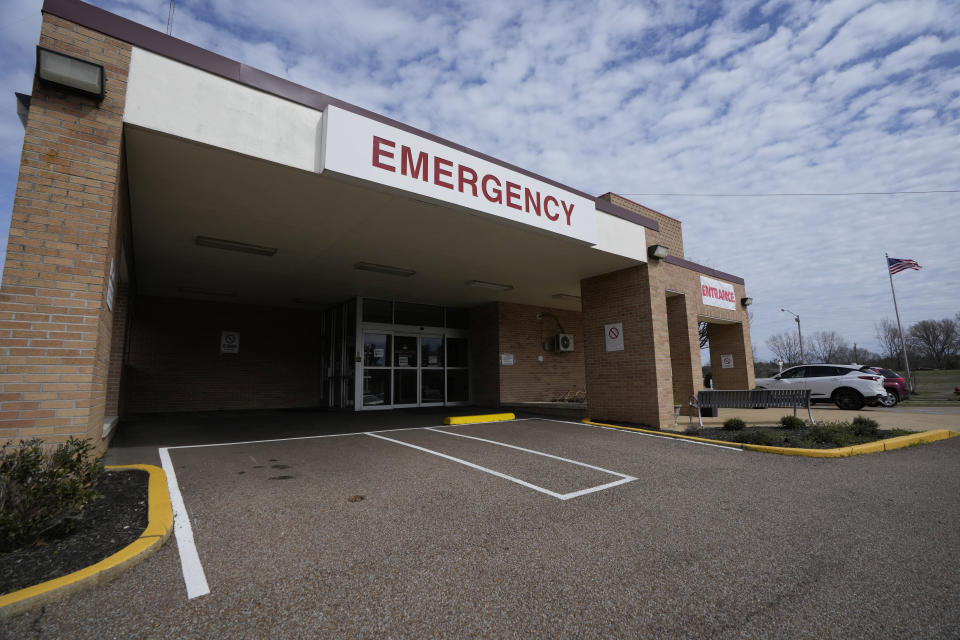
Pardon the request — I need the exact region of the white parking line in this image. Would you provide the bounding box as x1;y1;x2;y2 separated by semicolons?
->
368;431;635;500
159;447;210;600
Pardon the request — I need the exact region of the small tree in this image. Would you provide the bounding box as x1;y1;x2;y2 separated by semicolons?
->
807;330;848;363
908;319;959;369
766;331;801;365
875;318;903;366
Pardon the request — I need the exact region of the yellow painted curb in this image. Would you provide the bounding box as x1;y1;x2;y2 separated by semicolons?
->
444;413;515;425
582;419;960;458
0;464;172;618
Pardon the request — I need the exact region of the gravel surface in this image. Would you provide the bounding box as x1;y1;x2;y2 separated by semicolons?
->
0;470;148;595
6;417;959;639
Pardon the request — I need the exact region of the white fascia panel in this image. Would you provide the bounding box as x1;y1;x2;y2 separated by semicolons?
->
123;48;322;172
593;211;647;262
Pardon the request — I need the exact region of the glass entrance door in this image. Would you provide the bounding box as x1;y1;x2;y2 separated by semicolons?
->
420;335;444;406
392;334;418;407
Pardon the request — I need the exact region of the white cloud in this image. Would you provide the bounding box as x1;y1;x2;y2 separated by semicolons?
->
0;0;957;356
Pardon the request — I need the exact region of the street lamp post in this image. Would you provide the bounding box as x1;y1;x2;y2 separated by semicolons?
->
780;308;804;363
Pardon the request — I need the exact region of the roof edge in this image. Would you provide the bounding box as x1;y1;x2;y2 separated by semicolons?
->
664;255;745;285
42;0;657;232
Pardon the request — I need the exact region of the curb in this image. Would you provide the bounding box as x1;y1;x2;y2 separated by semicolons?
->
581;419;959;458
0;464;173;618
444;413;515;425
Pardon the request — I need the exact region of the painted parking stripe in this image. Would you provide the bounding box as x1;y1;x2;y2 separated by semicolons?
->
424;427;636;477
547;418;743;451
368;432;635;500
159;447;210;600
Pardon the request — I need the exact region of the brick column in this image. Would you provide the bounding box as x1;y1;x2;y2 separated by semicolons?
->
0;14;130;447
581;263;674;428
666;294;703;417
708;322;755;390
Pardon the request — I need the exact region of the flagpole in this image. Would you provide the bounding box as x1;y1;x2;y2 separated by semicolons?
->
885;252;913;390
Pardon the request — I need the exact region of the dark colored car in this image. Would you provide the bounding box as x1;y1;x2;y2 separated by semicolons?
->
862;367;910;406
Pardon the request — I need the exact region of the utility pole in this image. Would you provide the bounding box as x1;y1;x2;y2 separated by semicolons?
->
780;308;804;363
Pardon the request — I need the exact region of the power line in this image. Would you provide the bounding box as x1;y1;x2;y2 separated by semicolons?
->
618;190;960;197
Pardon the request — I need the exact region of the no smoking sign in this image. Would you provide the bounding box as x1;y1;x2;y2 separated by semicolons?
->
604;322;624;352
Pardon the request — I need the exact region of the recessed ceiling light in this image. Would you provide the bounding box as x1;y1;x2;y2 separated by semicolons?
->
196;236;277;256
552;293;581;302
466;280;513;292
354;262;416;277
178;286;237;297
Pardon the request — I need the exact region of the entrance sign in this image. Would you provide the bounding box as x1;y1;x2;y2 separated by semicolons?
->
700;275;737;310
321;105;597;244
220;331;239;354
604;323;624;352
500;353;515;366
721;354;734;369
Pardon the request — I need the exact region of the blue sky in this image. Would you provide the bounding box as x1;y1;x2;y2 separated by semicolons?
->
1;0;959;360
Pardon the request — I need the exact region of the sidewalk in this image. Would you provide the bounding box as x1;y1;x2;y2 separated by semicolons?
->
678;404;960;432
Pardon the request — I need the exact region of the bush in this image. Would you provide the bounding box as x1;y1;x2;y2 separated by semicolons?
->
851;415;879;437
779;415;806;430
732;429;781;446
805;422;858;447
722;417;746;431
0;437;104;552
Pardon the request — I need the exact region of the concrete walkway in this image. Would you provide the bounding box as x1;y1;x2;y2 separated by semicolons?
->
680;403;960;432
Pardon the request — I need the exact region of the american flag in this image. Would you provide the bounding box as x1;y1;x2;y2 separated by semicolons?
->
887;257;922;275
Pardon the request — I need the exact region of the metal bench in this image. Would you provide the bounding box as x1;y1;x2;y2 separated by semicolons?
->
688;389;815;428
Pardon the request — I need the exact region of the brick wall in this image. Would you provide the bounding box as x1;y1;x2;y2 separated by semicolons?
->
124;296;323;413
600;193;684;258
0;14;130;447
497;303;584;403
104;281;130;416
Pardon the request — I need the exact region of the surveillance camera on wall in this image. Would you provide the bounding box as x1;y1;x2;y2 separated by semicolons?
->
555;334;575;352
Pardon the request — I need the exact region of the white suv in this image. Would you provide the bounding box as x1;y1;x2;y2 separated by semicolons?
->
754;364;886;410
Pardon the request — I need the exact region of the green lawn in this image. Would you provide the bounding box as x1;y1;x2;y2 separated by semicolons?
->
908;369;960;403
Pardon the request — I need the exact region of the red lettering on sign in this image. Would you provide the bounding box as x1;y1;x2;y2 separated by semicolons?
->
458;165;478;196
372;136;395;171
401;146;428;181
482;174;502;204
505;182;521;210
561;200;574;226
434;156;453;189
524;188;541;216
543;196;560;221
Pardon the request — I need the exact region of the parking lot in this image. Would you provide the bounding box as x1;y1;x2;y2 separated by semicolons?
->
7;414;960;639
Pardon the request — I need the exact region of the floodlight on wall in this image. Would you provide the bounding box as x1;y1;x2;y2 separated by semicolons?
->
466;280;513;292
36;47;104;100
647;244;669;260
552;293;581;303
196;236;277;256
354;262;416;277
741;297;753;307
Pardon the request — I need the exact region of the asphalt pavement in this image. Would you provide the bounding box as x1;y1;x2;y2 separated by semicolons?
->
4;415;959;639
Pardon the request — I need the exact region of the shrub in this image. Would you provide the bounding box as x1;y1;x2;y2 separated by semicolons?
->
779;415;806;430
732;429;781;446
805;422;858;447
722;417;746;431
851;415;879;437
0;437;104;552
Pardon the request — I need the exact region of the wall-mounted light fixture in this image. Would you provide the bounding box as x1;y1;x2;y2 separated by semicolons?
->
741;297;753;307
466;280;513;292
196;236;277;256
36;47;104;100
647;244;669;260
354;261;416;277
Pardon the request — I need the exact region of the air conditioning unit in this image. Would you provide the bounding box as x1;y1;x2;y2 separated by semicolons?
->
555;333;575;352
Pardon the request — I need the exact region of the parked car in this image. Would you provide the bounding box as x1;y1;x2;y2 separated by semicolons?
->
754;364;886;410
860;367;910;407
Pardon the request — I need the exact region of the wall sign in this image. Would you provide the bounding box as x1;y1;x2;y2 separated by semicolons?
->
320;105;597;245
700;275;737;310
604;322;624;352
500;353;515;366
721;354;734;369
220;331;240;354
